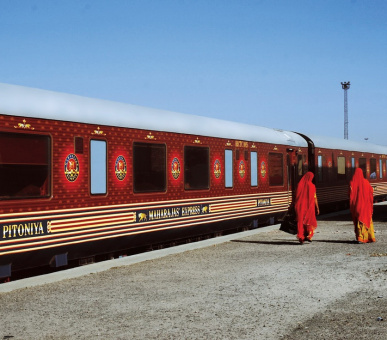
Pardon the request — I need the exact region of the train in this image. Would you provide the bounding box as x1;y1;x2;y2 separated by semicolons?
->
1;82;387;280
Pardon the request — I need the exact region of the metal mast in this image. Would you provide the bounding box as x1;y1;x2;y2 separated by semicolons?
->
341;81;350;139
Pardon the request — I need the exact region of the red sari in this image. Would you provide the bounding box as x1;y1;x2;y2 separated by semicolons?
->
295;172;318;242
349;168;375;243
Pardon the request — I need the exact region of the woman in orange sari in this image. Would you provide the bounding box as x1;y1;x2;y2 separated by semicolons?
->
349;168;375;243
295;172;320;244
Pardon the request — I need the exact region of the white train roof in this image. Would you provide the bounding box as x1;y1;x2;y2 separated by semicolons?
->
0;83;307;148
306;133;387;155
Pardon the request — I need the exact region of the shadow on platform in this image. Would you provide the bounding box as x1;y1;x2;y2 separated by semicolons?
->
312;239;358;244
231;239;359;245
231;239;299;246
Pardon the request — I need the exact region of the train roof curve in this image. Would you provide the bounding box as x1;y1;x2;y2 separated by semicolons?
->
0;83;307;148
306;133;387;155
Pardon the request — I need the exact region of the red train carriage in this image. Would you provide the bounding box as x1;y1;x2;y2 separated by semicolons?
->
299;134;387;212
0;83;308;279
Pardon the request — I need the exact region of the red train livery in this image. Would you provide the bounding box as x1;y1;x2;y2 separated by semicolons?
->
0;83;386;280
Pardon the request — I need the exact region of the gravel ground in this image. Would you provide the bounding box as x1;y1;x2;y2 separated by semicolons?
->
0;205;386;340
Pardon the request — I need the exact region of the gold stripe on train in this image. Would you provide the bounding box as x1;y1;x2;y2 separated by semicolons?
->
0;205;288;256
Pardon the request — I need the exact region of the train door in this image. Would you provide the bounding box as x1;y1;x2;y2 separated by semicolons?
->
286;148;297;207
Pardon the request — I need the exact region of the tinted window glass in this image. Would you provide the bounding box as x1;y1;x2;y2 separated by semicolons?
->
297;155;303;176
359;158;367;178
370;158;377;179
0;132;50;199
184;146;209;190
269;153;283;186
133;142;166;192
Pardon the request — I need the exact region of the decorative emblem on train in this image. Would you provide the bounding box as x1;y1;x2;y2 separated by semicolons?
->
214;159;221;179
171;157;181;179
14;119;35;130
261;161;266;178
91;127;106;136
239;160;246;178
64;153;80;182
146;132;156;140
115;156;127;181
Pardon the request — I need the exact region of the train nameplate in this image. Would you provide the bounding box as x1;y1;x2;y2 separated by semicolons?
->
1;220;50;240
137;205;208;223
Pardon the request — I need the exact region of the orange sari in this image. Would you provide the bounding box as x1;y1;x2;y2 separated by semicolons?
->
349;168;375;243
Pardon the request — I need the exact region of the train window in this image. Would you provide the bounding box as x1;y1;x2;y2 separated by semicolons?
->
184;146;209;190
250;151;258;187
133;142;166;193
337;156;345;175
359;158;367;178
297;154;307;178
0;132;50;199
225;149;233;188
297;155;303;176
90;139;107;194
269;152;284;186
370;158;377;179
337;156;346;181
380;159;383;179
351;157;356;177
317;155;323;183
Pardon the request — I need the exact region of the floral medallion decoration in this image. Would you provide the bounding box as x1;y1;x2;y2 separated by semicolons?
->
239;160;246;178
115;155;127;181
214;159;221;179
171;157;181;179
261;161;266;178
64;153;80;182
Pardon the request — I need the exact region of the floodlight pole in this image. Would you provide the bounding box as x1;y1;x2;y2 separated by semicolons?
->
341;81;350;139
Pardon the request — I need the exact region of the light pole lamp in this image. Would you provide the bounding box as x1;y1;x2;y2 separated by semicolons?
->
341;81;350;139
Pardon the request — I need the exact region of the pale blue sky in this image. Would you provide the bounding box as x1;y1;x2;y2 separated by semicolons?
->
1;0;386;144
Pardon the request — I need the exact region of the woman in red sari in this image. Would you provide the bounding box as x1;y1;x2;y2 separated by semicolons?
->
349;168;375;243
295;172;320;244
